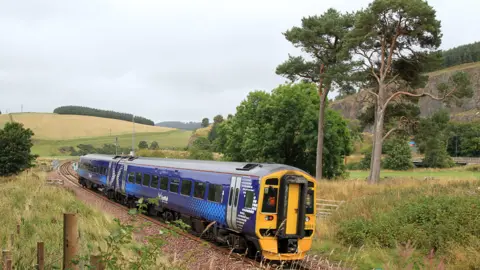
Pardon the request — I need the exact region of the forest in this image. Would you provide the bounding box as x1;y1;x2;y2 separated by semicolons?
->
440;41;480;68
53;105;155;126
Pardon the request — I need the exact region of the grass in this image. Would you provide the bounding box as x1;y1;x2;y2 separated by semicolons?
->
347;167;479;181
32;130;192;156
312;166;480;269
427;61;480;77
0;169;114;268
0;113;175;140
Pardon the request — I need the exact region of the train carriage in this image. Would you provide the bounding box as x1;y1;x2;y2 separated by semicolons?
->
77;154;316;261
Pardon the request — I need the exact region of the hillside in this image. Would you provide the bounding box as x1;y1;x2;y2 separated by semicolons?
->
0;113;175;140
155;121;201;130
331;61;480;122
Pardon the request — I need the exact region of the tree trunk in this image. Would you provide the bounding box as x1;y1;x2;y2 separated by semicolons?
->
315;91;328;181
368;106;385;184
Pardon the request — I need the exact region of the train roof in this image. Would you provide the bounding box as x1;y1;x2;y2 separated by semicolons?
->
79;154;311;178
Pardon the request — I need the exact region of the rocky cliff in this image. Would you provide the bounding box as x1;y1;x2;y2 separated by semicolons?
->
331;62;480;122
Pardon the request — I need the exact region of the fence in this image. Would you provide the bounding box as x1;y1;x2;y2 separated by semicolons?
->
316;199;345;219
1;213;104;270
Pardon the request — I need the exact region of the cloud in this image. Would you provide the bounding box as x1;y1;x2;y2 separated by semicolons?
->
0;0;479;122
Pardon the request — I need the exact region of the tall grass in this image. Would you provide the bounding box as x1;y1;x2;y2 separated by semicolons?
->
0;170;113;268
314;176;480;269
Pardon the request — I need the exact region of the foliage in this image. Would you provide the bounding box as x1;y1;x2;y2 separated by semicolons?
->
214;82;352;179
208;114;224;142
336;195;480;253
358;146;373;170
53;105;154;126
447;121;480;157
276;8;358;93
415;110;455;168
0;122;37;176
138;141;149;149
201;118;209;128
191;137;211;151
149;141;160;150
441;41;480;69
63;144;131;156
382;137;413;171
188;148;214;160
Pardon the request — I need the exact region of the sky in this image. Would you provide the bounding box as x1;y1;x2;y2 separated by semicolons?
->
1;0;479;123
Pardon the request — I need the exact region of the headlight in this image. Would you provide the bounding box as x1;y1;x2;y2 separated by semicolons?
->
305;216;310;222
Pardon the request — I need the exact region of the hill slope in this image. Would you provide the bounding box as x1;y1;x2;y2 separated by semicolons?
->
0;113;175;140
331;62;480;122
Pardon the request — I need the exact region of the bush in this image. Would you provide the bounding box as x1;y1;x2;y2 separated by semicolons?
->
149;141;160;150
0;122;37;176
138;141;148;149
191;137;211;151
188;148;214;160
336;195;480;253
383;138;413;170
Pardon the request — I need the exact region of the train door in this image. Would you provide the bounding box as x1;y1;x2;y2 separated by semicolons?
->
277;175;308;238
226;176;242;231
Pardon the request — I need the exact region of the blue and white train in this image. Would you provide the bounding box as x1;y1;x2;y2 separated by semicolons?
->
77;154;316;261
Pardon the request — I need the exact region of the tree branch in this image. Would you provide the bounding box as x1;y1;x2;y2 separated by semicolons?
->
385;74;399;86
356;47;381;83
384;17;402;78
382;127;397;142
383;87;457;108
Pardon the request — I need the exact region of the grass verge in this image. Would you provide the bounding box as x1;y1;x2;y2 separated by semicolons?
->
313;173;480;269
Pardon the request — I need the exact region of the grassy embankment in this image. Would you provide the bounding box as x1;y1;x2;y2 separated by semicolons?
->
312;165;480;269
0;164;182;269
0;169;113;268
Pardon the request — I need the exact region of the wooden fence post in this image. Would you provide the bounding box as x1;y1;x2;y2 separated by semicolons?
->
63;213;79;270
90;255;105;270
5;259;11;270
16;224;20;234
9;234;13;249
37;242;44;270
2;250;12;270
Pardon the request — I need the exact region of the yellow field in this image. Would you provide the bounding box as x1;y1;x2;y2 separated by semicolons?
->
0;113;175;140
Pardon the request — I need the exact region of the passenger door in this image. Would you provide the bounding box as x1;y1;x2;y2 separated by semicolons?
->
226;176;242;231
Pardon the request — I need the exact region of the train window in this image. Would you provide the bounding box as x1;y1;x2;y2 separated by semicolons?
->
193;182;206;199
245;191;254;208
143;174;151;186
208;184;222;203
181;180;192;196
151;175;159;188
160;177;168;190
306;189;314;214
228;187;233;206
128;172;134;183
135;172;142;184
261;186;278;213
103;167;108;175
265;178;278;185
169;178;180;193
234;188;240;207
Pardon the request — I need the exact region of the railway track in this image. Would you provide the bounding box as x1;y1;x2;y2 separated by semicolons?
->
58;161;321;270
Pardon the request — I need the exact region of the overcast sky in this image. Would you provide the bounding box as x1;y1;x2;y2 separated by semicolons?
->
0;0;479;123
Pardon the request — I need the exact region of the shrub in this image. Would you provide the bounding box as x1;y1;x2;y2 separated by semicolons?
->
336;195;480;253
149;141;160;150
0;122;37;176
138;141;149;149
383;138;413;170
188;148;214;160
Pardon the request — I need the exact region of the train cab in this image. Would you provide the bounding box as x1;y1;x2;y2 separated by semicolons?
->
255;169;316;261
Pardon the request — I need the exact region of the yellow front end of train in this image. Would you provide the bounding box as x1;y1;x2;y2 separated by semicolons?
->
255;170;316;261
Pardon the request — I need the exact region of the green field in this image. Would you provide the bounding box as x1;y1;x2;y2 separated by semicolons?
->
32;130;192;156
348;168;479;180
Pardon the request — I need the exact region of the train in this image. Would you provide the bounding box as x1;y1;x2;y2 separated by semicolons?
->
76;154;316;261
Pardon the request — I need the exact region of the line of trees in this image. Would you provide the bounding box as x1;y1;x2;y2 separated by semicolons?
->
53;106;155;126
441;41;480;69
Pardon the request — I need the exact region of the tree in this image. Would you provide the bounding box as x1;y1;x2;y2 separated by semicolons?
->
138;141;148;149
447;122;480;157
347;0;472;183
208;115;225;142
53;105;154;125
276;8;356;180
201;118;209;128
191;137;211;151
0;122;37;176
214;82;352;179
383;137;413;170
149;141;160;150
415;109;455;167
